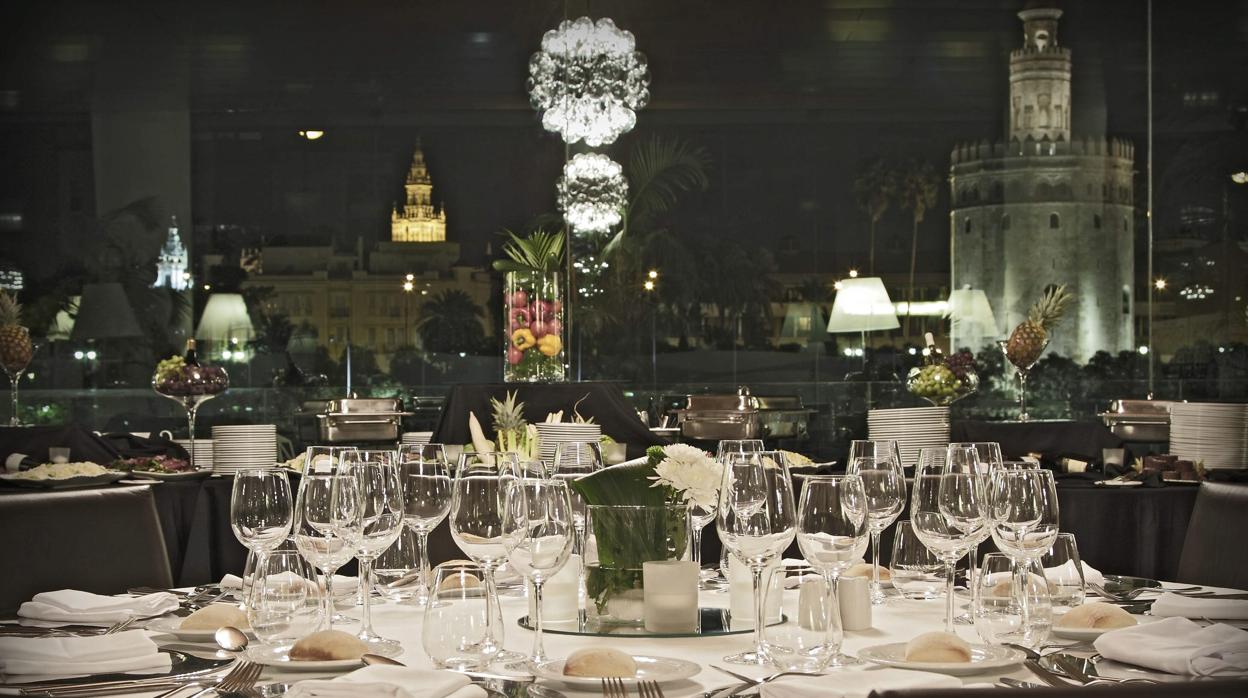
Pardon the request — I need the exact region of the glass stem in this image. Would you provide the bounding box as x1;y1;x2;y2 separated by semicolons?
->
751;564;767;662
323;567;337;631
1018;370;1029;421
358;557;375;638
9;374;19;427
186;404;198;469
532;578;546;662
870;529;881;599
691;524;703;568
943;559;957;633
483;564;501;654
822;570;844;657
416;529;431;602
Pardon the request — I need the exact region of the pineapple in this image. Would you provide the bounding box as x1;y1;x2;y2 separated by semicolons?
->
1005;285;1074;367
490;390;530;455
0;290;33;374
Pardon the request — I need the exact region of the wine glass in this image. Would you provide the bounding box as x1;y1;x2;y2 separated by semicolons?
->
717;451;797;665
989;468;1060;562
552;441;602;558
1041;533;1086;610
792;474;869;668
974;553;1052;648
716;439;764;461
890;521;943;599
948;444;995;623
501;477;574;663
849;440;904;470
292;456;357;630
247;546;322;649
422;563;493;670
2;333;36;427
450;451;522;661
399;443;453;606
230;468;293;609
911;459;983;632
332;451;404;651
845;455;905;604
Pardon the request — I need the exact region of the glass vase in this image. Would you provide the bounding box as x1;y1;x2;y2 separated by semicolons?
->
584;504;690;627
503;271;566;382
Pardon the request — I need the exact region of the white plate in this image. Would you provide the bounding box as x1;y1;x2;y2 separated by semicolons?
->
146;614;255;642
856;642;1024;676
531;655;700;686
244;643;401;671
1052;620;1136;642
1095;480;1143;487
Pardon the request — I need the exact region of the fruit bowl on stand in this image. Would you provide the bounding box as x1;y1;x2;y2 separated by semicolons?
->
906;362;979;407
1000;284;1072;422
998;338;1048;422
152;349;229;470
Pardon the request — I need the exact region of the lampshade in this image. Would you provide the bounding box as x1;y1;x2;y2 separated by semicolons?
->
195;293;254;346
826;277;900;333
70;283;144;340
779;302;827;341
946;287;999;338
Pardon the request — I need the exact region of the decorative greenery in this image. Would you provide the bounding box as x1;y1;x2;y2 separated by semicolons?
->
419;289;486;354
492;229;565;274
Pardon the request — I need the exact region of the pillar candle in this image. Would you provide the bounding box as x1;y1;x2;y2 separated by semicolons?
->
643;560;699;633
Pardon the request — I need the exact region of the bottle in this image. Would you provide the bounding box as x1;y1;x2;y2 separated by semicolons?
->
923;332;943;363
184;338;200;367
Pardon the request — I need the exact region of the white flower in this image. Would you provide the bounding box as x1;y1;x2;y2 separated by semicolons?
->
650;444;724;509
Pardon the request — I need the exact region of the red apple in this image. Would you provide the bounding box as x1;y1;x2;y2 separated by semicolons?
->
530;320;548;338
545;318;562;336
510;289;529;308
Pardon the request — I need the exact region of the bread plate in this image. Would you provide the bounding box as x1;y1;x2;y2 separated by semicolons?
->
857;642;1024;676
530;655;699;686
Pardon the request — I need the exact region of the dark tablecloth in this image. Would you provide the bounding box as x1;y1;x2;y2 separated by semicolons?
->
0;425;121;466
432;382;663;459
950;419;1125;465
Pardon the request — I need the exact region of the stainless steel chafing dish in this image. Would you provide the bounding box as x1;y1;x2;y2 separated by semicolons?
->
674;388;815;441
316;397;413;442
1100;399;1173;442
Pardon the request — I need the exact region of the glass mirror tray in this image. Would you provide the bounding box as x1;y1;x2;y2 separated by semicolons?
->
518;608;787;638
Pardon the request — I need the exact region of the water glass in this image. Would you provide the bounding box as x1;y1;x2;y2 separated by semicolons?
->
846;455;905;605
422;564;493;670
231;469;293;608
890;521;943;599
501;477;574;663
989;468;1060;561
974;553;1052;648
292;466;355;629
247;548;322;649
332;451;404;650
400;443;452;605
913;457;983;632
849;440;904;470
1041;533;1085;609
374;525;420;601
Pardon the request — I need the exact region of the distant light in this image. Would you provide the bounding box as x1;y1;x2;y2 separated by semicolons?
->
833;280;844;291
221;350;232;360
855;347;865;357
86;350;97;360
458;352;467;358
643;280;655;291
405;273;415;281
843;348;855;357
848;268;859;278
1138;346;1149;355
1219;346;1226;353
203;284;212;291
230;337;239;345
1154;278;1167;290
73;350;84;360
648;269;658;279
921;347;931;357
1232;171;1248;185
402;281;414;292
181;271;191;280
908;347;917;355
421;289;428;295
299;130;324;140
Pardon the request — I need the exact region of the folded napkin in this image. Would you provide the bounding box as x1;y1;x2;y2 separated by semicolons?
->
17;590;179;623
759;668;961;698
286;666;487;698
1045;560;1104;585
0;629;172;675
1094;616;1248;676
1151;593;1248;620
220;573;359;593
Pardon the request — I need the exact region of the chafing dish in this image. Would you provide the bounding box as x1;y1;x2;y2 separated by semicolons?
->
316;397;412;442
673;388;814;441
1100;399;1172;442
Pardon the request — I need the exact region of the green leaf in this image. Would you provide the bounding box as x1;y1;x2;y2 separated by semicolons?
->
492;228;565;273
569;462;666;507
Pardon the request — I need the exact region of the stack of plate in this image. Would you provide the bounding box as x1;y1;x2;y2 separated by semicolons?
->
867;406;951;468
174;439;213;469
401;431;434;447
210;425;278;474
535;422;602;466
1170;402;1248;470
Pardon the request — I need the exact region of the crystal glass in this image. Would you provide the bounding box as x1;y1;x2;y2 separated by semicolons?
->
948;444;996;623
450;451;521;661
717;451;797;665
849;440;904;470
974;553;1052;648
790;474;869;668
247;547;322;649
846;455;905;604
989;468;1060;561
332;451;404;651
399;443;452;606
998;338;1050;422
502;478;574;663
422;564;493;670
716;439;764;461
374;525;419;601
292;456;356;630
230;468;293;610
552;441;602;559
912;458;984;632
1041;533;1085;610
890;520;943;599
2;331;35;427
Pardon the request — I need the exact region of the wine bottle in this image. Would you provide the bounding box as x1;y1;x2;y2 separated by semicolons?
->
184;338;200;367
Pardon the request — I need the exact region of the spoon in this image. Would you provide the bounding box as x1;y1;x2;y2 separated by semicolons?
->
215;626;249;652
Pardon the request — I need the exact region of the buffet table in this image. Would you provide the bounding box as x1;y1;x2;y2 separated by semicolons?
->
949;420;1126;465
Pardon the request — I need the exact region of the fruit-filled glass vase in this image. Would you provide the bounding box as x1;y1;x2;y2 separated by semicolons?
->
152;340;229;469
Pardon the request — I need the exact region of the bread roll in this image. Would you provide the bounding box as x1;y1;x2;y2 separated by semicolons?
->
904;631;973;663
1056;602;1136;630
288;630;368;661
179;604;249;631
844;563;891;582
563;647;638;677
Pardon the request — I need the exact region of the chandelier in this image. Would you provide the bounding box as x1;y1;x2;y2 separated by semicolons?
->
528;17;650;147
557;153;628;235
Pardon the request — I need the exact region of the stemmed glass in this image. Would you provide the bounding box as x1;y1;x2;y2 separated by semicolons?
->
2;336;36;427
450;451;522;661
230;468;293;610
716;439;764;461
911;457;985;632
552;441;602;558
717;450;797;665
849;440;904;470
794;474;869;668
501;477;574;664
331;450;404;652
292;449;357;630
846;455;905;604
246;546;323;649
400;443;453;606
988;468;1059;646
999;338;1049;422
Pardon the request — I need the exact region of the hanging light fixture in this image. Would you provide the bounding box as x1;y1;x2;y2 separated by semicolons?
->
557;153;628;235
528;17;650;147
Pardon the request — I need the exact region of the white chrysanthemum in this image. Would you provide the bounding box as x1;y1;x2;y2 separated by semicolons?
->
650;444;723;509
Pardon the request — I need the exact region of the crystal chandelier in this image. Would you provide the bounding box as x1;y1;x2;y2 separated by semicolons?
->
558;153;628;235
528;17;650;147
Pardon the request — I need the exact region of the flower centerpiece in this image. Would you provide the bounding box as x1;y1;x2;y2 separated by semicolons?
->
493;229;566;382
571;444;721;626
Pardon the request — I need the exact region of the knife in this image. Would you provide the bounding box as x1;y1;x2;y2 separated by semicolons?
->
1024;658;1076;688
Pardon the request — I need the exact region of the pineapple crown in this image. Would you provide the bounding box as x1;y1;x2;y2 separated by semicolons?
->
0;290;22;326
490;390;527;431
1027;284;1075;330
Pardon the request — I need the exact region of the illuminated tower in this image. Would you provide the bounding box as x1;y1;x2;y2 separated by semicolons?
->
390;140;448;243
153;216;189;291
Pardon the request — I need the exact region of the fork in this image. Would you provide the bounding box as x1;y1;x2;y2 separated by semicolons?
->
102;617;137;635
636;680;664;698
601;677;629;698
176;661;262;698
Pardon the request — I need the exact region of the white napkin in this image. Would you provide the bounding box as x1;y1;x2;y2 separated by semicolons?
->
1094;616;1248;676
286;666;487;698
1151;593;1248;620
0;629;172;675
784;573;823;589
220;573;358;593
759;668;961;698
17;590;179;623
1045;560;1104;585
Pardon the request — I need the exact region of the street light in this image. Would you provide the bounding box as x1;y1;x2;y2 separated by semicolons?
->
1232;171;1247;185
848;268;860;279
1154;278;1167;291
401;277;414;348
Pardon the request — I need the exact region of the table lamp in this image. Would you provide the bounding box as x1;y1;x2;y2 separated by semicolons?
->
946;286;999;352
70;283;143;341
195;293;255;359
826;277;899;372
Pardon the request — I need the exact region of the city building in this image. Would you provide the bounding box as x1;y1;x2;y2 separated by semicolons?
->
390;140;447;243
950;5;1135;363
153;216;190;291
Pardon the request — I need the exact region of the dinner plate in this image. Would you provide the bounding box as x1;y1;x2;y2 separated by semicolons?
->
1095;480;1143;487
124;469;214;481
244;643;402;671
0;471;129;489
1051;621;1134;641
145;615;255;642
530;655;700;686
856;643;1024;675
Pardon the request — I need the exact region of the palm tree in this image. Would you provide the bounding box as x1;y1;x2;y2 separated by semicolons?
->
898;159;940;336
852;158;898;275
608;135;712;256
417;289;485;354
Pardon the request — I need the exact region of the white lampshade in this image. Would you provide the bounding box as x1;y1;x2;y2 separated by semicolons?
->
195;293;254;346
779;302;827;341
826;277;900;333
946;287;999;341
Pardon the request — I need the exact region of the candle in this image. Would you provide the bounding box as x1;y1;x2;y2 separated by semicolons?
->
728;554;782;625
643;560;699;633
837;575;872;631
528;553;581;623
